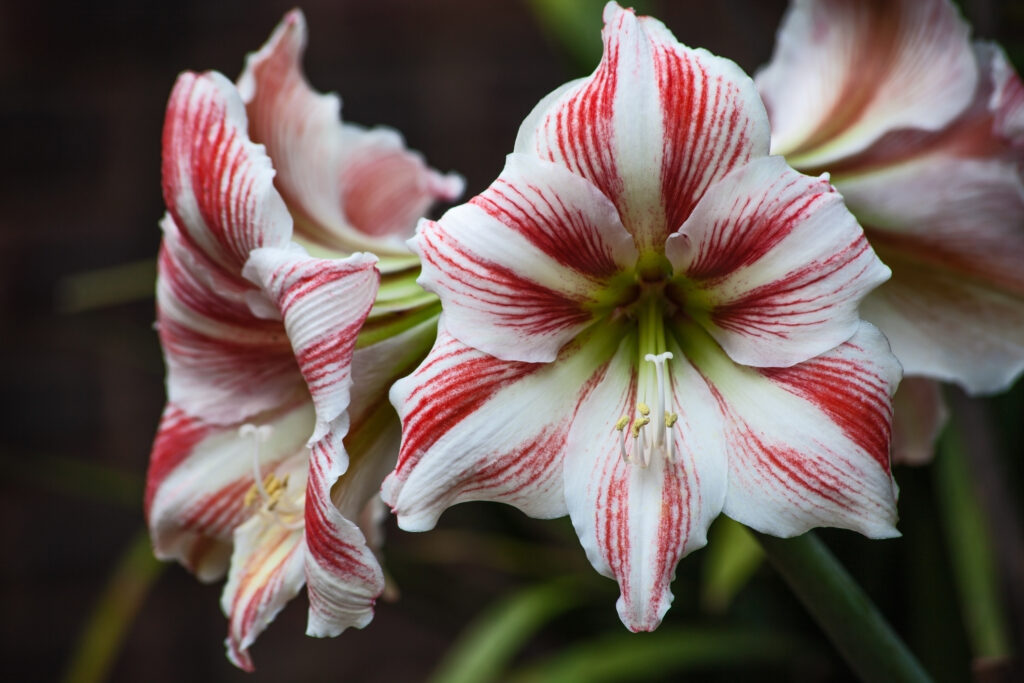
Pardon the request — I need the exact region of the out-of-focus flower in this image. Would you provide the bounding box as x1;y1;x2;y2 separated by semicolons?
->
383;2;900;632
147;12;460;668
756;0;1024;463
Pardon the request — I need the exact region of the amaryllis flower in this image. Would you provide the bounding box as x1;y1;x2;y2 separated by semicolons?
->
756;0;1024;462
383;2;901;632
147;69;384;670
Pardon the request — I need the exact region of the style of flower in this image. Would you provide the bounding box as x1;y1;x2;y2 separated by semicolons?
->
756;0;1024;463
147;11;460;670
383;2;901;632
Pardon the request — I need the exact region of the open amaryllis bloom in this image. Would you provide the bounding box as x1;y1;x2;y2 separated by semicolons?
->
757;0;1024;463
149;70;382;670
384;2;901;632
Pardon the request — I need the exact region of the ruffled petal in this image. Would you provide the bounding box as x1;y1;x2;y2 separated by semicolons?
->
666;156;889;368
891;378;948;467
157;215;303;424
146;402;314;583
303;429;385;637
162;70;292;272
515;2;769;254
238;9;463;255
243;246;380;442
681;321;901;538
564;334;727;631
221;453;308;671
383;320;624;531
413;153;637;363
756;0;977;166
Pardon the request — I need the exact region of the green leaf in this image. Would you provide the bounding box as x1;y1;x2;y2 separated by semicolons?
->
505;628;801;683
429;577;585;683
524;0;652;72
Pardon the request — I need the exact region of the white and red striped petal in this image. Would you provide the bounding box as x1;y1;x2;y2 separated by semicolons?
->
221;452;308;671
162;70;292;272
756;0;977;166
243;246;380;442
699;322;901;538
515;2;769;255
146;401;315;583
413;153;636;363
384;321;625;531
303;430;385;637
157;215;303;425
666;156;889;368
891;378;948;467
563;336;727;632
237;9;463;255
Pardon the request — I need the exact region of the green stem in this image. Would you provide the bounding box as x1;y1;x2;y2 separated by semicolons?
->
62;531;164;683
934;424;1011;660
755;531;931;683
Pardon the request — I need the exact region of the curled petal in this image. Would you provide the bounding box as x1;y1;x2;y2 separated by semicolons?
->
147;402;314;583
243;246;380;442
757;0;977;166
516;2;769;254
564;336;727;631
413;153;636;363
162;70;291;271
683;322;902;538
238;9;463;255
667;156;889;367
303;429;385;637
891;378;948;467
383;321;624;531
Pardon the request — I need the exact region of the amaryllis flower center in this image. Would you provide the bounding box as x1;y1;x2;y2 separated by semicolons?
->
240;424;305;530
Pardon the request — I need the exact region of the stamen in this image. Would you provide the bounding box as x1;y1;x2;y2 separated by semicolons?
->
239;423;304;530
617;352;680;466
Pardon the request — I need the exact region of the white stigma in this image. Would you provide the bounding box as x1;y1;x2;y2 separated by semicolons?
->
615;352;679;467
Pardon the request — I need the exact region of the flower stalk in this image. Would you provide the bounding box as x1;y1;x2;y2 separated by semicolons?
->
755;531;932;683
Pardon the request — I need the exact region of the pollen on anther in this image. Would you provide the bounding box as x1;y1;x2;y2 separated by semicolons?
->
665;412;678;428
631;416;650;437
615;415;630;431
637;402;650;416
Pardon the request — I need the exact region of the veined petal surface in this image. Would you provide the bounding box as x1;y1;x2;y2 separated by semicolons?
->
384;321;624;531
238;9;463;255
564;335;727;632
413;153;636;363
685;322;901;538
667;156;889;368
515;2;770;255
757;0;977;166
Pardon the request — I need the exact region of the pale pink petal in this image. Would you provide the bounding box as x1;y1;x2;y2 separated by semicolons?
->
303;430;385;637
688;322;901;537
563;335;727;631
162;70;291;271
756;0;977;166
986;43;1024;147
146;402;314;583
516;2;769;255
157;216;303;424
891;378;948;466
666;156;889;367
861;258;1024;396
837;155;1024;393
221;454;308;671
243;246;380;442
383;321;624;531
413;153;637;363
238;9;463;255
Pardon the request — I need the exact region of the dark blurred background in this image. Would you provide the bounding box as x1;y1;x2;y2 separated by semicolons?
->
2;1;1022;681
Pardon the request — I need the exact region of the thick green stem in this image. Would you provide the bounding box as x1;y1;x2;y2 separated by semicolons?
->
755;531;931;683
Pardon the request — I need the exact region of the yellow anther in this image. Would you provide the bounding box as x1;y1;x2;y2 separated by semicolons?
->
637;403;650;416
243;485;259;508
630;416;650;438
665;412;678;428
615;415;630;431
